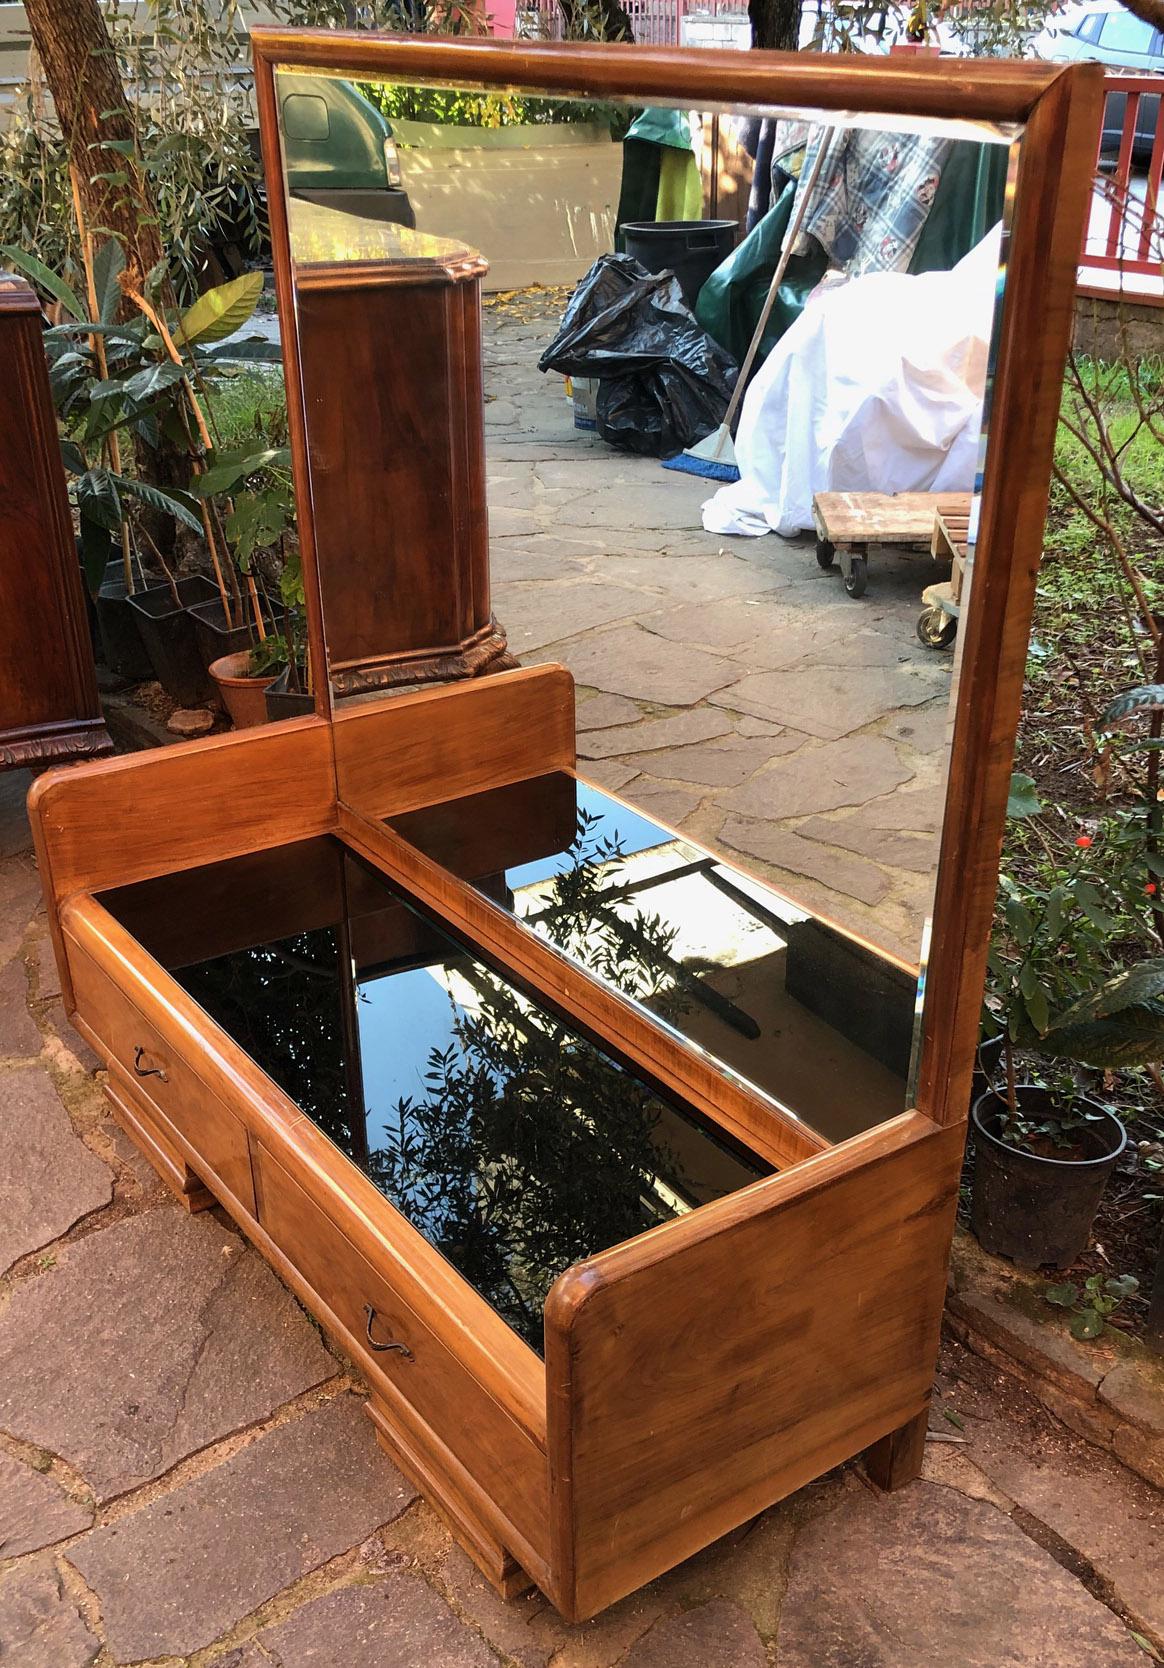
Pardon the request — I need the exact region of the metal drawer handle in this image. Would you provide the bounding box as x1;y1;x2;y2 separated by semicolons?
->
364;1304;413;1359
133;1045;168;1082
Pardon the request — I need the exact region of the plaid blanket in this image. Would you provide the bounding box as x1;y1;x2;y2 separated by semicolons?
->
792;127;951;276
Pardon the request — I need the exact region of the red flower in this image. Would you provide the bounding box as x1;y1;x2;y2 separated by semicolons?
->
1147;883;1158;897
1076;836;1093;848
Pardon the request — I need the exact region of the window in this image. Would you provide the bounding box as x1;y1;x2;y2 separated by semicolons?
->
1074;12;1104;41
283;94;331;143
1098;10;1156;52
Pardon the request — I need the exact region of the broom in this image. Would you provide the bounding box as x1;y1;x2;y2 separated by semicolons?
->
663;129;834;483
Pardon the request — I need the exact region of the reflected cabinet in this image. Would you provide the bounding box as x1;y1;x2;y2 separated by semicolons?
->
30;38;1101;1622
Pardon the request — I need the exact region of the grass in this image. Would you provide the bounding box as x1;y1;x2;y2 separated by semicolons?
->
204;364;287;453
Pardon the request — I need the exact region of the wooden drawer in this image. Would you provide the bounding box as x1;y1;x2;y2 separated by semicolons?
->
253;1139;547;1568
66;934;257;1219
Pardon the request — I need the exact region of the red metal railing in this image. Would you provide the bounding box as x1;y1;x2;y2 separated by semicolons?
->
1083;72;1164;290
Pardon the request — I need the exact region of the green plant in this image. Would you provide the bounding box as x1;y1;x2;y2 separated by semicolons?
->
1045;1272;1139;1340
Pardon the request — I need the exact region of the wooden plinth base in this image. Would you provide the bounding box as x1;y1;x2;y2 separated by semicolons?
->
1;717;114;772
103;1074;214;1213
364;1396;532;1600
330;619;518;697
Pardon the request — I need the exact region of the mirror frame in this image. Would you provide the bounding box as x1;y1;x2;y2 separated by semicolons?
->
251;29;1101;1136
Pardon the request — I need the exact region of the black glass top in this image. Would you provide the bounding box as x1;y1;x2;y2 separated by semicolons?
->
99;838;769;1356
388;774;916;1144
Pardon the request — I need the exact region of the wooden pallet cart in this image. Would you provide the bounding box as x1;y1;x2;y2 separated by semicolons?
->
812;490;972;599
918;501;973;649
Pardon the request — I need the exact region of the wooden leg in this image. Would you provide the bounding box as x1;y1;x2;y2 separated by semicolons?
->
863;1406;929;1492
364;1397;532;1601
104;1076;215;1213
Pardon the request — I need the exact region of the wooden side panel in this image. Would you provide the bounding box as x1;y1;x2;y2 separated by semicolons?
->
29;716;336;906
28;717;336;1007
333;663;575;818
544;1113;963;1621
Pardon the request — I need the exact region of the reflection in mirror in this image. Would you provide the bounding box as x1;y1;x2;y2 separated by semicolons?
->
273;69;1015;1122
99;838;771;1354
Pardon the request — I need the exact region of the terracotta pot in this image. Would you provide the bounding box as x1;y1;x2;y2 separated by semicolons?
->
208;652;276;730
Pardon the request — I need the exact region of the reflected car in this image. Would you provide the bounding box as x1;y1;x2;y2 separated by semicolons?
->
277;72;416;228
1034;2;1163;164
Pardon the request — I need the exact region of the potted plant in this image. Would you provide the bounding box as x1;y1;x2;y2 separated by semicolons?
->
193;444;299;727
974;689;1164;1269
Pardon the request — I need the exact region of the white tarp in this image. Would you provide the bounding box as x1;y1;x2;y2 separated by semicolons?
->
702;226;1002;539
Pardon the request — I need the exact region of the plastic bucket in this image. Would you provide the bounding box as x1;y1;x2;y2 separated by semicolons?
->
970;1089;1126;1270
621;219;737;310
94;563;153;681
189;597;262;670
264;665;315;722
128;575;219;706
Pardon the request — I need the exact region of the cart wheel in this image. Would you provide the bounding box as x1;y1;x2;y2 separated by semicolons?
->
917;605;957;649
815;538;836;570
843;555;868;598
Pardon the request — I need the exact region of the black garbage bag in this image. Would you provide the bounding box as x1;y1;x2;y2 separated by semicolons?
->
538;253;738;458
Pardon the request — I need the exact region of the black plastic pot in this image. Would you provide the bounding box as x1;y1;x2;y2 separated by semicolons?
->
621;219;736;310
94;562;153;682
128;575;219;705
189;596;259;671
971;1088;1127;1271
263;665;315;722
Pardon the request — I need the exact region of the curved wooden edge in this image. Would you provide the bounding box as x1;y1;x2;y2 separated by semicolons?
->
337;802;827;1172
60;891;548;1450
543;1109;963;1620
332;662;576;816
544;1108;937;1329
251;30;1065;124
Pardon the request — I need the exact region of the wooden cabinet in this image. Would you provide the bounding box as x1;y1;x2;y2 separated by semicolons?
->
27;38;1100;1627
0;275;112;771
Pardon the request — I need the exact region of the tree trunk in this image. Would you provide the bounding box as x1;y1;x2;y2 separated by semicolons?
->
748;0;801;49
23;0;162;297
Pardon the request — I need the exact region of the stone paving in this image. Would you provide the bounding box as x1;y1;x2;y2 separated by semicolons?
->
483;290;955;967
1;768;1160;1666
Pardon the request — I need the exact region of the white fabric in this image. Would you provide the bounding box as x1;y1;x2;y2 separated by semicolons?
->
702;227;1001;539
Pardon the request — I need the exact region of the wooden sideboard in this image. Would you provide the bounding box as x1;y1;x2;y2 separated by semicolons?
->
0;275;112;771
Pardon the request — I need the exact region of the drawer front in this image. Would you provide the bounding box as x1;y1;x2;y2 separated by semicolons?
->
254;1140;547;1563
67;935;257;1219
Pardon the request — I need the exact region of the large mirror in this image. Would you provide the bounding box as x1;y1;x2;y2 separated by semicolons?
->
269;61;1019;1142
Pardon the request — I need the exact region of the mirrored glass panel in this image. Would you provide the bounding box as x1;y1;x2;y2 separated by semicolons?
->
99;838;770;1354
272;66;1017;1128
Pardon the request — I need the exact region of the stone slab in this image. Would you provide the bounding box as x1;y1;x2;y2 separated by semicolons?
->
590;553;784;600
718;736;915;823
776;1482;1144;1667
576;693;643;730
28;933;61;1002
70;1396;415;1662
631;736;793;790
0;1065;112;1274
717;821;890;907
432;1546;552;1668
43;1003;102;1074
0;1209;336;1498
545;625;741;707
578;706;735;760
0;955;42;1056
862;785;946;834
640;598;790;655
581;760;640;793
625;1599;766;1668
1097;1357;1164;1437
710;663;943;740
622;784;703;827
255;1570;495;1668
0;856;42;968
499;579;639;654
0;1450;93;1556
796;814;940;875
0;1560;100;1668
879;700;954;753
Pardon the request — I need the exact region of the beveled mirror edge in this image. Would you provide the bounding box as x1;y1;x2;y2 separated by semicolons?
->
254;33;1104;1139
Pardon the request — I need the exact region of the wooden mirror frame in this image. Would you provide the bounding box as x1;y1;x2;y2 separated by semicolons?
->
252;30;1101;1140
